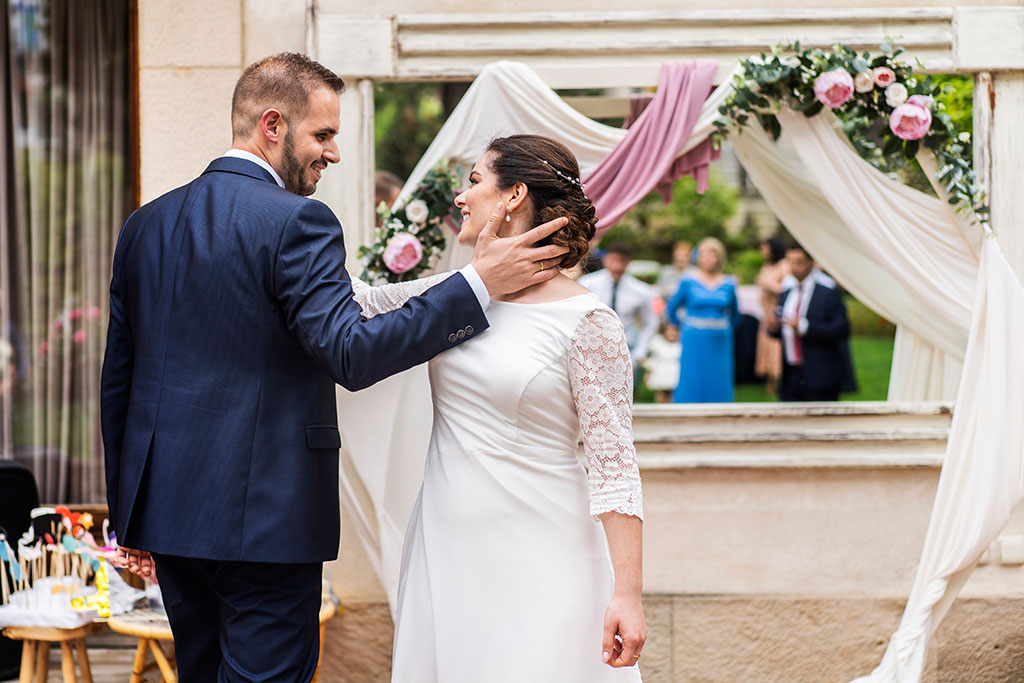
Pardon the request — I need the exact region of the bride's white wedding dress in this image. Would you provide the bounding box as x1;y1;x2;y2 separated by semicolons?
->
353;274;643;683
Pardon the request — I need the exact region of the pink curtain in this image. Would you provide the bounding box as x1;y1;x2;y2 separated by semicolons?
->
584;60;719;238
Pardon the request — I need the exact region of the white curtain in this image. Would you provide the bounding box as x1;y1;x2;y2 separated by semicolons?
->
725;121;969;370
2;0;132;503
397;61;964;398
852;235;1024;682
395;60;730;205
337;63;1006;667
725;112;973;400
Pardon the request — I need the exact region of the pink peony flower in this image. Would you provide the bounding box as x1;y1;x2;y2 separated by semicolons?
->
73;330;87;345
905;94;934;109
383;233;424;274
39;341;49;354
69;308;82;321
889;98;933;140
872;67;896;88
853;71;874;93
813;69;854;108
85;305;101;320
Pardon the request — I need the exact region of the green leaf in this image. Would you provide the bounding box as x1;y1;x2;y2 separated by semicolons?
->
903;139;920;159
804;101;824;117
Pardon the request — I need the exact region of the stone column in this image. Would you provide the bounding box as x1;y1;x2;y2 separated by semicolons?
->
957;7;1024;278
137;0;243;202
989;74;1024;280
312;79;376;272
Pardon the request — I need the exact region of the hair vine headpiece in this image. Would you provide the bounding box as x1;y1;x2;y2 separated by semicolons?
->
536;156;588;197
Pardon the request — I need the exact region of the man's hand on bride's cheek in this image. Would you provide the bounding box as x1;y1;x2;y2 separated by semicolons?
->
471;201;569;297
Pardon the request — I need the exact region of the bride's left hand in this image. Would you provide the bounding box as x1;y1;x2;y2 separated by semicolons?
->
601;594;647;667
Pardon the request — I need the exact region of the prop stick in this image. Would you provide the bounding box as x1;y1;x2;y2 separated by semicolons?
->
1;551;8;604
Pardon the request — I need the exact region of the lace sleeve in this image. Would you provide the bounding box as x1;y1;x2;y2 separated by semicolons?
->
350;272;454;318
568;306;644;520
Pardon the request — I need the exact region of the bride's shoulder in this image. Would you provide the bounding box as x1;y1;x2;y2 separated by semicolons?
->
570;298;625;335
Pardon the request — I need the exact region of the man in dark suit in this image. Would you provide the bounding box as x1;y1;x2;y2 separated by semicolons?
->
100;53;569;682
768;244;852;402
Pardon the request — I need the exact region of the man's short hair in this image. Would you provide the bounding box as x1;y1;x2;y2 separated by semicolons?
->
604;241;634;259
231;53;345;139
785;242;811;258
375;171;403;203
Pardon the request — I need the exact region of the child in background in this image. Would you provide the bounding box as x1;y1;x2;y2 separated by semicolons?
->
644;323;682;403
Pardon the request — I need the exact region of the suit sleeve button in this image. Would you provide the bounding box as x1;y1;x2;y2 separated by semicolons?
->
448;333;457;343
456;329;466;339
465;326;474;335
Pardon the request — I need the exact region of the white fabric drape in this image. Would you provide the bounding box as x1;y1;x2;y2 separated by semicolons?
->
337;62;994;651
395;60;729;206
888;327;963;402
336;368;435;606
725;120;969;375
852;235;1024;682
400;60;964;399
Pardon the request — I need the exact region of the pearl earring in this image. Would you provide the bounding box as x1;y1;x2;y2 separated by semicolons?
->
505;209;511;222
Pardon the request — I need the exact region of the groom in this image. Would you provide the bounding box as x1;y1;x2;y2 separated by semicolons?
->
100;52;568;682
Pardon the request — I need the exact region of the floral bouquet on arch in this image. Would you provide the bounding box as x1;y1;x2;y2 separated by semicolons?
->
713;40;986;222
358;161;464;284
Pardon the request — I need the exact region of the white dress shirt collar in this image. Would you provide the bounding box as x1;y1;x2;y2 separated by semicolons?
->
222;149;285;189
782;276;816;365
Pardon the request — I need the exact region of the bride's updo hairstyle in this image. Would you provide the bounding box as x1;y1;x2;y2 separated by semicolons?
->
485;135;597;269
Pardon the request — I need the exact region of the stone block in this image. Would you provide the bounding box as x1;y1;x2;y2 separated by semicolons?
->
139;68;238;203
639;596;674;682
139;0;242;68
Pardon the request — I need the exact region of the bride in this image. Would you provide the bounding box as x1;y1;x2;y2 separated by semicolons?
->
353;134;645;682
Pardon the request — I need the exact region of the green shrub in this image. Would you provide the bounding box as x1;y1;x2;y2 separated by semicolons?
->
845;296;896;337
729;248;764;285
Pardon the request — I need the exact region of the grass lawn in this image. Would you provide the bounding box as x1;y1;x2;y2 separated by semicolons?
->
733;335;895;403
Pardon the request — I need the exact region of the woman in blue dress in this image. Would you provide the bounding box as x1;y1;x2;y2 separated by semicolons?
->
666;237;739;403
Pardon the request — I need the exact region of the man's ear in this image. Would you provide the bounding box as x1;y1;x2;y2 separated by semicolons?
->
506;182;530;213
259;109;286;143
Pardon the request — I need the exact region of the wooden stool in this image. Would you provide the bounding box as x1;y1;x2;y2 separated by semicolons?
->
105;610;176;683
2;622;103;683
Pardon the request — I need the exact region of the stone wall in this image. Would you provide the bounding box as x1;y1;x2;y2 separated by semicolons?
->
318;596;1024;682
137;0;306;203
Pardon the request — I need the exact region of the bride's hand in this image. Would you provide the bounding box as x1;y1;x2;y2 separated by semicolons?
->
601;593;647;667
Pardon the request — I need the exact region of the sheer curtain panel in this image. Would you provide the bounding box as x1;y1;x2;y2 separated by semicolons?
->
2;0;131;503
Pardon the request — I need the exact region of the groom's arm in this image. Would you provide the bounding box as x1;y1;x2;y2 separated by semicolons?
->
100;234;134;533
274;200;488;391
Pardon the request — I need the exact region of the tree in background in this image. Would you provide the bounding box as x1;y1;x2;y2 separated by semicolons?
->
375;83;446;181
599;171;741;263
374;82;469;182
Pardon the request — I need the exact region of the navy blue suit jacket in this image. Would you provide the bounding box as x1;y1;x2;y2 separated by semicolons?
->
100;157;488;563
774;283;852;393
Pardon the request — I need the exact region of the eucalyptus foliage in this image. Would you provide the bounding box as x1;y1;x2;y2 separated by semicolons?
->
358;162;463;283
713;42;987;223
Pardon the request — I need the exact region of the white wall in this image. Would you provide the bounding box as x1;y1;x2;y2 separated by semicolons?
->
137;0;306;203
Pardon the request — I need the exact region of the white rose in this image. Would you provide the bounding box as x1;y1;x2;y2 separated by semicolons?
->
405;199;430;225
885;82;908;107
853;71;874;93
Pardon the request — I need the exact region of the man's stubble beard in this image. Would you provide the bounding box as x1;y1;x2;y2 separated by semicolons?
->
282;130;316;197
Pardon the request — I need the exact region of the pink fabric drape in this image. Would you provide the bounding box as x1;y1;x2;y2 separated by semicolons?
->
584;60;720;237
